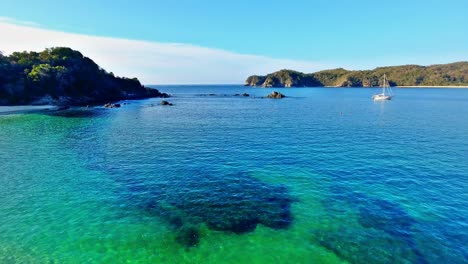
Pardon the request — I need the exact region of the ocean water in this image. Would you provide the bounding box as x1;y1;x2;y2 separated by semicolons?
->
0;86;467;263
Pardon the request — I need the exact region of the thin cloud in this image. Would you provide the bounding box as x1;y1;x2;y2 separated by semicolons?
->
0;16;42;27
0;18;326;84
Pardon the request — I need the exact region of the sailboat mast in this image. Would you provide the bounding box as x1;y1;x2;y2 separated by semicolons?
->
383;74;386;95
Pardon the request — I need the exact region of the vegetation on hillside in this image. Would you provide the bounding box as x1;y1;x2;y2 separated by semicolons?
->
245;62;468;87
0;47;167;105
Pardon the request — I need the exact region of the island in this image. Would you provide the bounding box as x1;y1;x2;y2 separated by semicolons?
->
245;62;468;88
0;47;168;106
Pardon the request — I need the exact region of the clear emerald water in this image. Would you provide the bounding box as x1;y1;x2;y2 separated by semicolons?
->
0;86;467;263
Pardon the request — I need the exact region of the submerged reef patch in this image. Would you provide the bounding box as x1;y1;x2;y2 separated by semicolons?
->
311;227;419;264
175;225;200;248
318;187;428;264
120;171;294;247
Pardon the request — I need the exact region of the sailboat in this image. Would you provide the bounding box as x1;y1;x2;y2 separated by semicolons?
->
373;74;393;101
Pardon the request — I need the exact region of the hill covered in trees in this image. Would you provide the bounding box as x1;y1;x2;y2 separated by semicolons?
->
0;47;168;105
245;62;468;88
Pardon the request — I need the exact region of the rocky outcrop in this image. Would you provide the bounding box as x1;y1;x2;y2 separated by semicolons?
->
160;100;173;106
266;91;286;99
336;76;363;87
234;93;250;97
104;103;121;108
244;75;266;86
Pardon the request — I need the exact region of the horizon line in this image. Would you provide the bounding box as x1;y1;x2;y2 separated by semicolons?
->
1;16;467;85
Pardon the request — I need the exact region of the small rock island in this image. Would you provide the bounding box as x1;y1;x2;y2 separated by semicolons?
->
266;91;286;99
0;47;168;106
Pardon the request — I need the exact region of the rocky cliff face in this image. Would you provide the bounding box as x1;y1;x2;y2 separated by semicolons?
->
244;75;266;86
244;70;322;88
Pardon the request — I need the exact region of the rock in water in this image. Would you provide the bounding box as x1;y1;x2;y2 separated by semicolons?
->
234;93;250;97
104;103;121;108
160;100;173;106
267;91;286;99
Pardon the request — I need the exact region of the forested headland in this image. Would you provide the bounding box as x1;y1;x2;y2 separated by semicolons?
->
0;47;168;105
245;62;468;88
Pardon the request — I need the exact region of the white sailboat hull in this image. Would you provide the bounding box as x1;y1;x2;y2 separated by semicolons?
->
373;94;392;101
373;74;393;101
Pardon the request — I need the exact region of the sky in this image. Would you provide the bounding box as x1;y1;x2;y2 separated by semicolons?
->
1;0;467;84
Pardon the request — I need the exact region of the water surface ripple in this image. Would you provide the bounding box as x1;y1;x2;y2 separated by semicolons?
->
0;86;467;263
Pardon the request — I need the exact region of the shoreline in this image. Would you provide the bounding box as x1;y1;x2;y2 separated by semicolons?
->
0;105;52;114
0;105;65;115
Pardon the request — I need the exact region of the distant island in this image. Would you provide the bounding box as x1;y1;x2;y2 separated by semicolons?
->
245;62;468;88
0;47;168;106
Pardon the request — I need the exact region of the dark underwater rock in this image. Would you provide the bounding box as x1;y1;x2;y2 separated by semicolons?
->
319;186;468;263
320;188;428;264
323;187;416;237
330;190;416;239
164;175;293;234
312;227;419;264
207;218;258;234
357;199;415;238
121;171;294;243
175;225;200;248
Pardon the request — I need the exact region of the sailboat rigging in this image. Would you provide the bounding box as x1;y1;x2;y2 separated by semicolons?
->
373;74;393;101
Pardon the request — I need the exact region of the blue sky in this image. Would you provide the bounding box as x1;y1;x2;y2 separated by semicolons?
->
1;0;467;84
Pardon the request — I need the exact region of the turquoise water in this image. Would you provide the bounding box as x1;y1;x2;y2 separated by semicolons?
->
1;86;467;263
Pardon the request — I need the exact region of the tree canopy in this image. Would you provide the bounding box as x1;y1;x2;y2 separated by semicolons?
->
0;47;167;105
245;62;468;87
